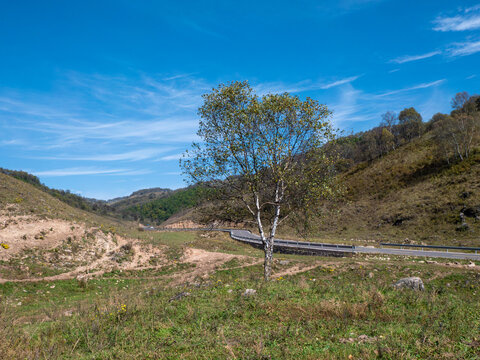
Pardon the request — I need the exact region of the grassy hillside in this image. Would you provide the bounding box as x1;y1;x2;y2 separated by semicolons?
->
1;147;480;359
121;186;204;224
0;172;125;229
301;132;480;246
107;187;172;211
0;168;99;212
168;129;480;246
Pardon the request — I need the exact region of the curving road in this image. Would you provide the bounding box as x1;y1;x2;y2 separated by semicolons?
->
226;229;480;261
152;227;480;261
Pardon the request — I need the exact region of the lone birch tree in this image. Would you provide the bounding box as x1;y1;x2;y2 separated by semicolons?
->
181;81;338;280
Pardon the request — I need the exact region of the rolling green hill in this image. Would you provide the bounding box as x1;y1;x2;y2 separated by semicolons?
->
166;97;480;246
120;186;204;224
315;132;480;245
0;171;129;232
107;187;172;211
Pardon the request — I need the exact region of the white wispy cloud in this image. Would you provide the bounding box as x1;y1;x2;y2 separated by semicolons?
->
37;148;176;162
33;167;152;177
0;139;27;146
181;18;226;39
0;72;208;149
448;40;480;57
376;79;446;97
466;5;480;13
254;80;314;95
330;80;451;131
162;73;197;81
33;168;124;177
388;68;400;73
390;51;441;64
23;118;199;143
254;75;361;95
433;7;480;32
158;153;184;161
320;75;361;89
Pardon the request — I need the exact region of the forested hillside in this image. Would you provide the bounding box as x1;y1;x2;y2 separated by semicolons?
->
0;168;98;211
120;186;204;224
301;92;480;244
107;188;172;210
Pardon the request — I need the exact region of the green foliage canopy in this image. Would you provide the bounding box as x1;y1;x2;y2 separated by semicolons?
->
181;81;338;280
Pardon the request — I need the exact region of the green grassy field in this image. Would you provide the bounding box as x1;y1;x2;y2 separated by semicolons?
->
1;230;479;359
2;169;480;359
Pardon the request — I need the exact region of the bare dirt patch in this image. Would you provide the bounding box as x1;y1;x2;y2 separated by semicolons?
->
0;214;260;285
0;215;87;260
171;248;261;285
272;263;322;279
0;214;170;283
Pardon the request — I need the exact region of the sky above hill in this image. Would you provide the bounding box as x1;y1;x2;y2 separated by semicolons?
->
1;0;479;199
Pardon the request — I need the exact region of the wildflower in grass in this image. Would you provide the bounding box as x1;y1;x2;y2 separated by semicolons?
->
1;243;9;249
277;276;284;281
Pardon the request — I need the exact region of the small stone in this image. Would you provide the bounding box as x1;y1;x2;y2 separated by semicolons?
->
242;289;256;297
279;260;290;265
468;262;476;268
169;292;190;302
393;277;424;291
368;272;374;278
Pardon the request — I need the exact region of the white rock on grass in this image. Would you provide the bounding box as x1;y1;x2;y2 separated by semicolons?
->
393;277;424;291
242;289;257;297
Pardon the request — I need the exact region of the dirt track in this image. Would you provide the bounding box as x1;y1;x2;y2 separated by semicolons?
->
0;213;263;284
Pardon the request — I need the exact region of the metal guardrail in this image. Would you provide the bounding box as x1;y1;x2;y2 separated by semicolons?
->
147;227;355;251
380;243;480;254
229;232;354;251
143;226;480;259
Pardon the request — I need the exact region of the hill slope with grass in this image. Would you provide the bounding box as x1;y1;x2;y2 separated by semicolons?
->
167;127;480;246
0;172;172;282
317;131;480;245
107;187;173;211
120;186;204;224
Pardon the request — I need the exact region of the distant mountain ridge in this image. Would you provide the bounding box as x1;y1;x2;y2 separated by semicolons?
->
107;188;173;210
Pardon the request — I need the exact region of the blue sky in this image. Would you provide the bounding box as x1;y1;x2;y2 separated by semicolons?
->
1;0;479;199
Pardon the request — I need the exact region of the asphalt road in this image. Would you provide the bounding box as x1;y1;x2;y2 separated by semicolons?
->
227;229;480;261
